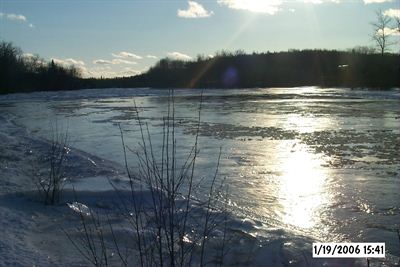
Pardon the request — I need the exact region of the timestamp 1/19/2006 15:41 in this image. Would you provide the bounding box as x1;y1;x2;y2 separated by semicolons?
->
313;243;385;258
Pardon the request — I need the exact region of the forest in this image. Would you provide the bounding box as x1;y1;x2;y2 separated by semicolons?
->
125;49;400;89
0;42;82;94
1;41;399;95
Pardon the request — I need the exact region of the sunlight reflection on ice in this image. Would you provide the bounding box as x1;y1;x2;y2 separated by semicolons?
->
278;142;328;229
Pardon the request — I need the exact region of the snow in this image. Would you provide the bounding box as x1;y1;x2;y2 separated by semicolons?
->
67;202;91;216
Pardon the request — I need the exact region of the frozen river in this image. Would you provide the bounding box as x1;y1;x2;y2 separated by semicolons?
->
0;87;399;265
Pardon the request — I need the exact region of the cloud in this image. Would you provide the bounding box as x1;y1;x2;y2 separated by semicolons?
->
1;13;27;21
0;12;36;28
363;0;393;3
22;53;35;58
93;59;112;65
83;66;142;78
217;0;352;14
383;8;400;18
167;52;192;60
93;59;137;65
34;57;140;79
50;56;142;78
112;59;137;65
83;66;111;77
217;0;282;15
51;58;87;77
22;53;46;66
112;51;142;59
302;0;339;3
52;58;85;66
377;27;400;36
178;1;214;18
146;55;158;59
121;67;141;76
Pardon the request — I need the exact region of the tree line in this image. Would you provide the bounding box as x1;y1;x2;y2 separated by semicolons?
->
0;41;82;94
121;49;399;89
1;41;399;95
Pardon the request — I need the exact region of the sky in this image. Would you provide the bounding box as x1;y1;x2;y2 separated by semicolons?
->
1;0;399;78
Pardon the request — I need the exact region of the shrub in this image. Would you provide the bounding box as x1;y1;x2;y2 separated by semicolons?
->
66;91;229;266
34;126;69;205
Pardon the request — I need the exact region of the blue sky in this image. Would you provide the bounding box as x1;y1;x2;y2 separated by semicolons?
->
1;0;399;78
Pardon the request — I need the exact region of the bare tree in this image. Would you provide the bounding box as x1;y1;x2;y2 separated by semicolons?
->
395;16;400;54
371;10;393;55
395;16;400;35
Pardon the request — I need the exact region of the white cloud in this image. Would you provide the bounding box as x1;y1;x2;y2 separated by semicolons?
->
22;53;46;67
65;58;85;66
84;66;111;77
42;58;140;78
302;0;339;3
383;8;400;18
83;66;142;78
112;59;137;65
121;67;142;76
49;56;142;78
93;59;112;65
52;58;85;66
217;0;282;15
112;51;142;59
22;53;35;58
0;12;36;28
363;0;393;3
377;27;400;36
93;59;137;65
4;13;27;21
167;52;193;60
146;55;158;59
178;1;214;18
51;58;87;77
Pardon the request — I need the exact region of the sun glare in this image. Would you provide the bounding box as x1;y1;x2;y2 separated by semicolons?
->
279;143;328;229
218;0;282;15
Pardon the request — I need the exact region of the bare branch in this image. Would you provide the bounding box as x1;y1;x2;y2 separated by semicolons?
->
371;10;394;55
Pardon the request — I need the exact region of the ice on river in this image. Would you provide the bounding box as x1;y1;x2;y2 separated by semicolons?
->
0;87;399;266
